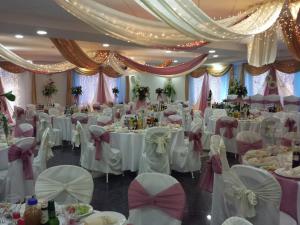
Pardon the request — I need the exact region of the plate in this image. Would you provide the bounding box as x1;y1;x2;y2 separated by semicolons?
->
82;211;126;225
65;203;93;219
274;168;300;179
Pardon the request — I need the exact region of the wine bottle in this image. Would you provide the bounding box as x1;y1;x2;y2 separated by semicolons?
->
48;201;59;225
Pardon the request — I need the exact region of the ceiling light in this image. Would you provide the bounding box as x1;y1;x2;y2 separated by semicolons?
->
212;54;219;58
130;57;135;60
102;43;110;47
26;60;33;63
127;40;131;43
14;34;24;39
173;60;178;63
36;30;47;35
212;63;224;71
165;50;172;54
209;49;216;53
207;215;211;220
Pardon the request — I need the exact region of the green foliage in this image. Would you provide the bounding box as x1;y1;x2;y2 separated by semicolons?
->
0;91;15;101
163;80;176;101
228;79;247;97
0;113;8;139
42;80;58;97
132;83;149;101
71;86;83;96
112;87;119;95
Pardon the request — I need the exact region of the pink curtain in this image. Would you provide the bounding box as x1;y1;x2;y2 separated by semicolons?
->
198;73;210;115
97;72;107;104
0;78;12;123
264;67;278;96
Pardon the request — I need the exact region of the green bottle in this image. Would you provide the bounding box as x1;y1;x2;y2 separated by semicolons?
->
48;201;59;225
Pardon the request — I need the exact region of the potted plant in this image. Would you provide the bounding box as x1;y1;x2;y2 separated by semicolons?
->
42;79;58;106
112;87;119;103
155;88;164;102
163;79;176;103
71;86;83;105
228;79;247;98
0;91;15;143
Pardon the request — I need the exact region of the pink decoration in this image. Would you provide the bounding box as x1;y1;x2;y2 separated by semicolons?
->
91;132;110;160
97;120;113;126
14;125;34;138
264;68;278;96
198;73;209;116
117;53;208;76
281;137;292;147
189;130;203;154
284;118;297;132
92;104;101;111
71;117;88;124
198;155;222;193
215;119;238;139
135;100;147;111
237;139;263;156
8;144;35;180
97;73;107;104
167;117;182;125
163;111;177;117
128;180;186;220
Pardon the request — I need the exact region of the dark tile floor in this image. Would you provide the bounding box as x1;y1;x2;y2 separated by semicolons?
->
48;144;238;225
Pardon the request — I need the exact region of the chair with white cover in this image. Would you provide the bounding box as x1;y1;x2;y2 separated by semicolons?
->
283;95;300;112
250;94;264;110
139;127;171;174
33;128;54;178
280;132;300;147
167;115;183;126
89;125;122;182
26;104;36;111
260;117;282;146
5;137;36;201
171;121;202;177
127;172;186;225
222;217;253;225
13;106;26;123
236;131;263;159
15;123;34;138
211;165;296;225
35;165;94;204
48;107;60;116
71;113;89;148
264;94;281;110
102;108;113;117
215;116;238;154
97;115;113;126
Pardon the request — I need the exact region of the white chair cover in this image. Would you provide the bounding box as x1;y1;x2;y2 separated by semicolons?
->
283;95;300;112
77;122;94;169
250;94;264;110
18;123;34;137
260;117;282;145
139;127;171;174
236;131;262;157
222;217;253;225
97;115;112;125
48;108;60;116
127;172;185;225
102;108;113;117
35;165;94;204
26;104;36;111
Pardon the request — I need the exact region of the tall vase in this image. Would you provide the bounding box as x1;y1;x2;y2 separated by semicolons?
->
114;94;118;104
157;94;163;103
47;96;53;106
74;95;79;106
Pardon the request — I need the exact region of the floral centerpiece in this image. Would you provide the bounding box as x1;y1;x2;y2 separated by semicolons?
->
42;79;58;105
132;83;150;101
163;79;176;103
112;87;119;104
71;86;82;105
228;79;247;98
0;91;15;142
155;88;164;102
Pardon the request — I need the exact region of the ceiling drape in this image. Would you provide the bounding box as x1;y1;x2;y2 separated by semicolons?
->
190;64;233;78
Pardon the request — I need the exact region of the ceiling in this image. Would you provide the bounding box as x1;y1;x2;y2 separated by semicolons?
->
0;0;294;65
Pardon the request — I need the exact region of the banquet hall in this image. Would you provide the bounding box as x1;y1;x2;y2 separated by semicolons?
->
1;0;300;225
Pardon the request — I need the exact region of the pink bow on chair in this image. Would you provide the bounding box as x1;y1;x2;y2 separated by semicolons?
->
71;117;88;124
281;137;292;147
8;144;35;180
215;119;238;139
14;126;34;138
189;131;203;154
16;107;25;119
128;180;186;220
198;155;222;193
97;120;113;126
164;111;177;117
237;139;263;156
285;118;297;132
91;132;110;160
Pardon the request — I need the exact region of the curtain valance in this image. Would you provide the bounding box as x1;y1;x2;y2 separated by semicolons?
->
190;65;233;78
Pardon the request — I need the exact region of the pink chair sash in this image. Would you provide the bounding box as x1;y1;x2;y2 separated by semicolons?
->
14;126;34;138
93;104;101;110
285;118;297;132
274;174;298;223
189;131;203;154
97;120;113;126
26;114;38;137
284;100;300;105
71;117;88;124
16;107;25;119
164;111;177;117
198;155;222;193
8;144;35;180
215;119;238;139
237;139;263;156
128;180;186;220
167;117;182;125
281;137;292;147
91;132;110;160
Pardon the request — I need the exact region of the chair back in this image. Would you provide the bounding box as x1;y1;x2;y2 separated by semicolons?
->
264;94;281;106
15;123;34;137
281;132;300;147
222;217;253;225
71;113;88;124
250;94;264;110
97;115;113;126
103;108;113;117
283;95;300;112
48;107;60;116
260;117;282;145
167;115;182;125
14;106;26;122
215;116;238;139
89;125;110;161
128;172;186;225
236;131;263;156
211;109;227;119
35;165;94;204
26;104;36;111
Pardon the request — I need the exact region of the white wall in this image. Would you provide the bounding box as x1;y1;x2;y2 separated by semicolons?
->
36;73;67;106
130;74;186;102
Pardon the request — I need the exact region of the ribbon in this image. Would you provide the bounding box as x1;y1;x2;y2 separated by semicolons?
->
128;180;186;220
198;154;222;193
91;132;110;160
164;111;177;117
237;140;263;156
284;118;297;132
71;117;88;124
8;144;35;180
14;125;34;138
97;119;113;126
145;134;169;154
215;119;238;139
189;131;203;154
167;117;182;125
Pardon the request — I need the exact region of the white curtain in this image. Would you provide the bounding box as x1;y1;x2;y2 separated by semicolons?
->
276;71;295;100
0;68;32;115
189;76;204;106
77;74;99;106
251;72;268;95
103;74;118;103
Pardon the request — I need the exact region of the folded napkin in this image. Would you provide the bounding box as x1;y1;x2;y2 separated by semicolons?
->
83;213;117;225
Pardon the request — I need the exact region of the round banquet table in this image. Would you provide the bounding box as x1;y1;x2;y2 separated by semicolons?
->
206;117;261;134
52;115;72;141
110;128;185;171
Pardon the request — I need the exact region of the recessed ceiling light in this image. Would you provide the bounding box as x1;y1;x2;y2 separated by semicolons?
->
209;49;216;53
173;60;178;63
36;30;47;35
14;34;24;39
212;54;219;58
127;40;131;43
206;215;211;220
26;60;33;63
165;50;172;54
102;43;110;47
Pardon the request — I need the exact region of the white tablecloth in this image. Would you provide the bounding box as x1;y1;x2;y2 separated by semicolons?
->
110;128;185;171
52;116;72;141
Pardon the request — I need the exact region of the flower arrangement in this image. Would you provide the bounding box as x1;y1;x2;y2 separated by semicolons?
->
228;79;247;97
163;79;176;102
132;83;149;101
155;88;164;95
71;86;83;96
42;79;58;97
112;87;119;97
266;76;277;90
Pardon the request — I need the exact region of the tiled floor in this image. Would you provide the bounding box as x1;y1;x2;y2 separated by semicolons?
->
48;144;237;225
